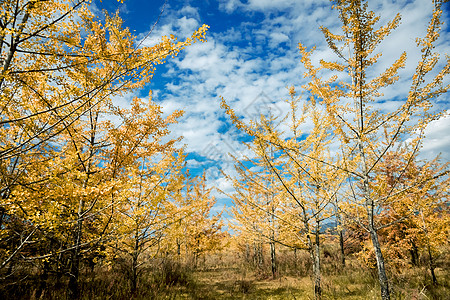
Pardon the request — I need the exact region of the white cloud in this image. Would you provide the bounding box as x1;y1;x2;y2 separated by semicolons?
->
269;32;289;48
179;5;201;20
124;0;450;214
166;0;447;160
420;112;450;161
136;6;201;48
218;0;242;14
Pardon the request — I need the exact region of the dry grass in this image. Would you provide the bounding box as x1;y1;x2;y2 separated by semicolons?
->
1;248;449;299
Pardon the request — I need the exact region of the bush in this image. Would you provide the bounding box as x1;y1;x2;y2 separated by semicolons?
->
152;259;193;288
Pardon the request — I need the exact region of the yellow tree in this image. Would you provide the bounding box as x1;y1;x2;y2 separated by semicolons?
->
0;0;209;298
224;114;284;278
294;1;449;299
222;89;344;298
164;172;224;267
104;96;185;294
227;158;281;277
373;150;449;284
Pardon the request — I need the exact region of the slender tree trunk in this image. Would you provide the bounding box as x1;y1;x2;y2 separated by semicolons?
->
365;194;390;300
68;108;97;299
254;243;258;268
302;204;321;299
259;243;264;269
313;226;321;299
427;244;437;284
293;248;297;270
36;260;50;299
177;238;181;257
194;252;199;269
68;206;83;300
369;227;390;300
131;231;140;294
364;190;390;300
269;199;277;278
131;258;138;293
306;228;321;299
270;241;277;278
307;244;321;299
68;195;90;299
409;240;419;266
339;229;345;267
254;242;264;270
358;134;390;300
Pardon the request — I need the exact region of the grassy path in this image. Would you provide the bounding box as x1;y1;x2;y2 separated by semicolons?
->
156;264;449;299
173;267;314;299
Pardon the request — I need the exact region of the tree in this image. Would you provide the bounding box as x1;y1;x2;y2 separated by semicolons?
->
373;150;449;283
163;172;225;268
222;89;344;298
0;0;209;298
105;96;185;294
293;1;449;299
223;112;283;278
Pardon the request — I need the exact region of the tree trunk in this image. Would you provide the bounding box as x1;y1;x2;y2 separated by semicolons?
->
409;240;419;266
254;242;264;270
313;228;321;300
246;243;251;264
293;248;297;270
427;244;437;284
131;231;140;294
68;109;97;300
270;241;277;278
68;210;83;300
177;238;181;257
358;134;390;300
369;227;390;300
258;243;264;269
306;226;321;300
36;260;50;299
68;200;85;300
131;257;138;293
192;244;198;269
339;229;345;267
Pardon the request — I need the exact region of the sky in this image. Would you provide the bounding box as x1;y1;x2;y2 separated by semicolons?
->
93;0;450;217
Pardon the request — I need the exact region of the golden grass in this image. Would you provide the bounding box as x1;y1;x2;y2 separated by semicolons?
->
167;255;450;300
3;248;449;299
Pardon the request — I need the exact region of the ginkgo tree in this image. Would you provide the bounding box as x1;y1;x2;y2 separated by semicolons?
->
100;95;185;294
226;133;282;278
0;0;209;298
372;150;449;283
222;1;448;299
290;0;449;299
162;171;225;268
222;90;345;298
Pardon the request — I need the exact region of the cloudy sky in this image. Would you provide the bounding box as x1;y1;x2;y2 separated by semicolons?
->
94;0;450;215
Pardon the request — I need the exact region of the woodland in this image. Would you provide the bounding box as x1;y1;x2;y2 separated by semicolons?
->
0;0;449;299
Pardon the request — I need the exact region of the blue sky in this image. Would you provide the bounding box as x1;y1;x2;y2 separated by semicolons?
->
93;0;450;216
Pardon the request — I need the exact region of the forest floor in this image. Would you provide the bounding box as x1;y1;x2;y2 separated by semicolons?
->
155;262;450;300
167;266;393;299
191;266;313;299
5;255;447;299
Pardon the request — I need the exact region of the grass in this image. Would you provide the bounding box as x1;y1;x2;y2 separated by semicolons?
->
181;267;311;299
1;250;449;299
